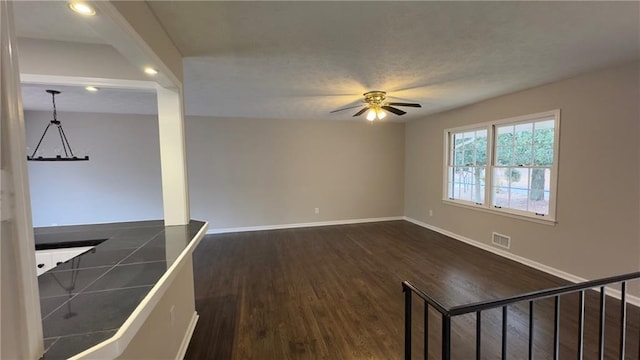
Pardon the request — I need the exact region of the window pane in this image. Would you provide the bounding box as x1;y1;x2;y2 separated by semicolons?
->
454;149;464;166
527;166;550;215
496;125;514;140
509;187;529;212
463;149;474;165
513;146;533;166
463;131;474;144
515;123;533;144
452;182;462;200
449;166;485;204
533;120;554;166
534;126;554;145
493;187;509;207
529;167;547;201
471;167;485;204
543;168;551;191
533;144;553;166
504;167;523;186
528;192;549;215
510;167;530;210
447;167;454;198
475;130;487;165
495;146;512;166
455;175;472;202
493;167;509;187
533;146;553;168
534;119;554;132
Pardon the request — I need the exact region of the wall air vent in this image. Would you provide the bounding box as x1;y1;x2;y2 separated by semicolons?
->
492;232;511;249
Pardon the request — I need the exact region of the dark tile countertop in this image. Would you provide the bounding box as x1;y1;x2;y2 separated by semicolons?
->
36;220;206;360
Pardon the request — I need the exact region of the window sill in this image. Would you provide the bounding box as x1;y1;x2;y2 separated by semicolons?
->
442;199;557;226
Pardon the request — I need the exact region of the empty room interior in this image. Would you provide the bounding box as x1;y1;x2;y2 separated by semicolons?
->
1;1;639;359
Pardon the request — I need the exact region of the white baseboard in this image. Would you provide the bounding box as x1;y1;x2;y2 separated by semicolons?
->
404;216;640;307
176;311;199;360
206;216;404;234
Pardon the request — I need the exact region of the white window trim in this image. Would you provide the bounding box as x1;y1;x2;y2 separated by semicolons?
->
442;109;560;224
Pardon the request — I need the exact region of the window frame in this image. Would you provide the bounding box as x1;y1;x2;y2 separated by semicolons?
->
442;110;560;224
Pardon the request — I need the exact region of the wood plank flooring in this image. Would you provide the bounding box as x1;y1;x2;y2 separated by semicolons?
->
185;221;639;359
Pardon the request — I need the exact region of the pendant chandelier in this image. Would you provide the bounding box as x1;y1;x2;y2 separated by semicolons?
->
27;90;89;161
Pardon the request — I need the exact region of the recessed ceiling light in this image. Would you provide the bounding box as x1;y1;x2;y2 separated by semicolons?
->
85;86;99;92
144;67;159;76
68;1;96;16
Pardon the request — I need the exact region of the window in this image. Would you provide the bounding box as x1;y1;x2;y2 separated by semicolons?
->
444;110;559;222
447;128;487;205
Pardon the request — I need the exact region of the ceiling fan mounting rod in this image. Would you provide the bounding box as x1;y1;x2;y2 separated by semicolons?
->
363;90;386;105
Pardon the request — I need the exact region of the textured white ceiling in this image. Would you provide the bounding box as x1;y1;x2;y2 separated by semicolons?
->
22;84;157;115
13;1;640;121
149;1;640;121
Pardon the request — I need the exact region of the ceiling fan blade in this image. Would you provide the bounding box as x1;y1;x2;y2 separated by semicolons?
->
387;102;422;108
330;104;364;113
381;106;406;116
353;107;369;117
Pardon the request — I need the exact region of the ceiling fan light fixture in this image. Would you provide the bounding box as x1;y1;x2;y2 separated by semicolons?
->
366;108;376;121
330;90;421;120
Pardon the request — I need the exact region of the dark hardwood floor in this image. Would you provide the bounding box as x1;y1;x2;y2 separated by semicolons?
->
185;221;639;359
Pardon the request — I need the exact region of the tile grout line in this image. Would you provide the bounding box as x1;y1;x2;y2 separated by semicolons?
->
41;230;166;321
44;328;120;341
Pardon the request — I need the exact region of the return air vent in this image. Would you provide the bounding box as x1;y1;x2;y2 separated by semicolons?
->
492;232;511;249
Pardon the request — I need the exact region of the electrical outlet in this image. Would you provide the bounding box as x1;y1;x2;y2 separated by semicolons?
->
169;305;175;326
429;209;433;217
315;208;320;214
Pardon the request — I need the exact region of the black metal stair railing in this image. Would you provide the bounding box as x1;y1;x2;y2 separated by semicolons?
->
402;271;640;360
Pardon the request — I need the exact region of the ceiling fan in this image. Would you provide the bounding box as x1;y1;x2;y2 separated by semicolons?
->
330;91;421;121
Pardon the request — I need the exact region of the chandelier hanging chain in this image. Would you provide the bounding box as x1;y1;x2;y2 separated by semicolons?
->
58;122;75;157
29;122;52;159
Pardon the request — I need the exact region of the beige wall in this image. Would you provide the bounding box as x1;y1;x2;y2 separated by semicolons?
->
405;61;640;281
118;257;196;359
187;117;405;229
25;111;163;227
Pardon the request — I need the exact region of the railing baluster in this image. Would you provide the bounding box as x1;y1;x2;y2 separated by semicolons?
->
599;286;606;360
620;281;627;360
529;301;534;360
424;301;429;359
401;272;640;360
476;311;481;360
442;314;451;360
578;290;585;360
404;286;412;360
502;306;508;360
554;296;560;360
